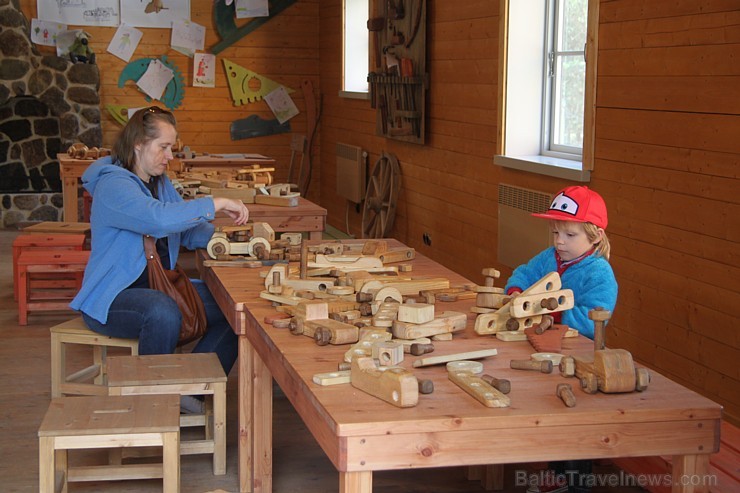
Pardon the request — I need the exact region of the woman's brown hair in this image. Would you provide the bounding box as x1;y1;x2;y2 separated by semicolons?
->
112;106;177;173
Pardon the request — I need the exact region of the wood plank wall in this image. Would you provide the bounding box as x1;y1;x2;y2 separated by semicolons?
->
20;0;322;199
318;0;740;426
18;0;739;425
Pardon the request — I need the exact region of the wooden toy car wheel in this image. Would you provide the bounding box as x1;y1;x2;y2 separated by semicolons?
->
206;233;230;258
362;151;401;238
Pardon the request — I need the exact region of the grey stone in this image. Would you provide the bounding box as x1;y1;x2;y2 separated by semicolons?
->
13;194;38;210
41;55;69;72
0;84;9;105
67;86;99;105
11;81;25;95
0;118;31;141
0;29;30;57
14;96;48;117
77;125;102;148
68;63;100;88
50;193;63;208
81;107;100;124
29;204;59;222
55;72;68;91
0;5;24;28
28;68;54;94
59;113;79;141
40;194;47;204
0;59;29;80
21;138;46;168
3;210;25;228
39;86;71;116
34;117;59;136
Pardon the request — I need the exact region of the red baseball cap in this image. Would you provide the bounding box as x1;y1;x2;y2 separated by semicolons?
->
532;186;608;229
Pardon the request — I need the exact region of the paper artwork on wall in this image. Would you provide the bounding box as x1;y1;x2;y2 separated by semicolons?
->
55;30;82;57
37;0;120;27
193;53;216;88
171;19;205;56
264;86;299;124
121;0;190;28
235;0;269;19
30;19;66;46
107;24;143;62
136;59;175;101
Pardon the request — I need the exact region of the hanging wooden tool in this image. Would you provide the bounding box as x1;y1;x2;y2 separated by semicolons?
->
362;151;401;238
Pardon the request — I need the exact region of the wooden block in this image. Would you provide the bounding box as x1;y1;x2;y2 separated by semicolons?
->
359;278;451;296
372;341;404;366
211;187;256;203
312;370;351;386
361;240;388;255
395;337;432;353
312;319;360;345
510;289;575;318
397;303;435;324
448;370;511;408
350;357;418;407
392;311;467;339
376;248;416;264
412;349;498;368
344;330;392;363
254;194;299;207
311;254;384;270
372;301;399;327
294;301;329;320
476;292;510;309
495;331;528;342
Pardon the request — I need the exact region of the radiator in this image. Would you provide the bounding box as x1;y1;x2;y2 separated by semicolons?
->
335;143;366;203
497;184;553;268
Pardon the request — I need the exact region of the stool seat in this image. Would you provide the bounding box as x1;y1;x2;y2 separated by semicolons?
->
50;317;139;398
108;353;227;475
23;221;91;235
38;395;180;492
17;250;90;325
12;233;86;301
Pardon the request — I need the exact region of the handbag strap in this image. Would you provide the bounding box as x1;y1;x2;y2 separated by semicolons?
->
143;235;160;264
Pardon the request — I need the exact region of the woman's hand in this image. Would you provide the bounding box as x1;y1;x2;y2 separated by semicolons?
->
213;197;250;225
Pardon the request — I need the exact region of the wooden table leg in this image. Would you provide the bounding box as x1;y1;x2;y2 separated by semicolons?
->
63;177;78;222
239;335;252;493
162;430;180;493
671;454;712;493
213;381;227;475
339;471;372;493
253;349;273;493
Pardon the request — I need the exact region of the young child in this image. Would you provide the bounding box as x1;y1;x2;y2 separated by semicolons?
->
508;186;616;493
505;185;617;340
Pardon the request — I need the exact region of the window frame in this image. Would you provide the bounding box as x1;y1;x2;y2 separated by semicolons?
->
495;0;598;180
340;0;370;99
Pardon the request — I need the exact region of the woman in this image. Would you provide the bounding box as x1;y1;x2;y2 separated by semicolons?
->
70;107;249;410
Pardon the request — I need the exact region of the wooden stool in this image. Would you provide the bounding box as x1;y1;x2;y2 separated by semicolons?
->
50;317;139;398
107;353;228;475
17;250;90;325
22;221;91;235
12;233;86;301
38;395;180;493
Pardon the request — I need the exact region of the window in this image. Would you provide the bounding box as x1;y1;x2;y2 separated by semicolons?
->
341;0;369;97
495;0;598;181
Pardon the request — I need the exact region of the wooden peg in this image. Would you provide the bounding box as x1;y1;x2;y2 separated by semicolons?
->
418;379;434;394
510;359;553;373
556;383;577;407
410;343;434;356
480;374;511;394
589;307;611;351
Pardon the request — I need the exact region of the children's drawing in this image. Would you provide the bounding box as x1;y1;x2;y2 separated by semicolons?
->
264;86;299;124
193;53;216;88
121;0;190;28
171;20;206;53
107;24;143;62
31;19;66;46
136;59;175;101
37;0;119;27
235;0;269;19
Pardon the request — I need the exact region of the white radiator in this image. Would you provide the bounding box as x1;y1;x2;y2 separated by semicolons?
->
335;143;366;203
498;184;553;268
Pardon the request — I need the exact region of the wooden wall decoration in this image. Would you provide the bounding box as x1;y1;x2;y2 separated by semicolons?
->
368;0;427;144
211;0;298;54
118;56;186;110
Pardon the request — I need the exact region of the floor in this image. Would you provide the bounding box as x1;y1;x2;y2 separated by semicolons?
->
0;227;649;493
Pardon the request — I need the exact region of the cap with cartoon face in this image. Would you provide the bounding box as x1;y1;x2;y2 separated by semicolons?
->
531;185;608;229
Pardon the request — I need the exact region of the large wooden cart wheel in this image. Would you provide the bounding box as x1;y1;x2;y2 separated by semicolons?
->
362;152;401;239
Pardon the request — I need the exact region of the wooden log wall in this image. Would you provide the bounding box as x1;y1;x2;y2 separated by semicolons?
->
20;0;322;199
318;0;740;426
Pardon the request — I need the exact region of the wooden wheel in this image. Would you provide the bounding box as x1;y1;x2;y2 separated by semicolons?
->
362;152;401;239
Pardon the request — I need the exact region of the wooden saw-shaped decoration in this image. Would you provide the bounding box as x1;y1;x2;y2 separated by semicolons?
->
210;0;297;55
118;56;185;110
223;58;294;105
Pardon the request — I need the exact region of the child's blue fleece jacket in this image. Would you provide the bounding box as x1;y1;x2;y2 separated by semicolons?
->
70;157;217;324
504;247;618;339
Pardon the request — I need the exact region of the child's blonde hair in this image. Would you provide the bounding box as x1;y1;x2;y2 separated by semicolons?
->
551;221;611;260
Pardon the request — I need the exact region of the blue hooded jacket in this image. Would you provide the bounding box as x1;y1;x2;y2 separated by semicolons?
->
70;156;217;323
504;247;618;339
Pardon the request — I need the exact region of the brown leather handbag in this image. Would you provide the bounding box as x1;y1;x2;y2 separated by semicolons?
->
143;235;207;345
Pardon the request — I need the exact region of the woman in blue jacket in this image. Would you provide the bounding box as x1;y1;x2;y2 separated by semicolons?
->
70;107;249;401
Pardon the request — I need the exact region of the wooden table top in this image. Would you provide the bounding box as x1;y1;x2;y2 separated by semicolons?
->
202;241;722;472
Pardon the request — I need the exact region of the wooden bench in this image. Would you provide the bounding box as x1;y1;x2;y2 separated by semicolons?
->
16;249;89;325
12;233;86;301
50;317;139;398
107;353;228;475
38;395;180;493
613;420;739;493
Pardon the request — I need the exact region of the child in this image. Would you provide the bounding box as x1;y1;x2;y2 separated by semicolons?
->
505;185;617;340
507;186;616;493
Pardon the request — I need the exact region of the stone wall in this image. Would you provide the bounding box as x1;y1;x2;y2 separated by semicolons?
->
0;0;100;227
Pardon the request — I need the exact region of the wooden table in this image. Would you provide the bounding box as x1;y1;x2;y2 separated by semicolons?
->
58;154;93;222
201;241;721;493
214;197;326;240
179;154;275;171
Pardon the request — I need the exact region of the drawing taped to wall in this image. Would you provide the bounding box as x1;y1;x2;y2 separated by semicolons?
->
37;0;120;27
121;0;190;28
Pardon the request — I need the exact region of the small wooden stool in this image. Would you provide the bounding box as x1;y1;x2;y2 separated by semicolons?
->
17;249;90;325
38;394;180;493
50;317;139;398
107;353;228;475
12;233;86;301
